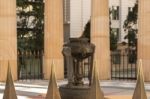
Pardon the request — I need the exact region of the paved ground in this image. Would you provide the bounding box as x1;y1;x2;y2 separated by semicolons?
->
0;80;150;99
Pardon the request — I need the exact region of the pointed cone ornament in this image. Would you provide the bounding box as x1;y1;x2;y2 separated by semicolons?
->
88;62;104;99
132;59;147;99
3;62;17;99
45;61;61;99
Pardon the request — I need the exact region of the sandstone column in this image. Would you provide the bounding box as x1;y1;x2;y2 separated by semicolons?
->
137;0;150;81
44;0;64;79
91;0;110;80
0;0;17;81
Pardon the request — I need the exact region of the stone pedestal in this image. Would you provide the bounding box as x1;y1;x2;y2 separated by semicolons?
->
59;85;90;99
44;0;64;80
91;0;110;80
0;0;17;81
137;0;150;81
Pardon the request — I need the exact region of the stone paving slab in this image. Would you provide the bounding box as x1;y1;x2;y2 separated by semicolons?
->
0;80;150;99
106;95;150;99
105;95;132;99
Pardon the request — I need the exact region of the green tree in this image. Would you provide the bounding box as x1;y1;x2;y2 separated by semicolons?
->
17;0;44;51
124;2;138;48
124;2;138;63
81;21;90;41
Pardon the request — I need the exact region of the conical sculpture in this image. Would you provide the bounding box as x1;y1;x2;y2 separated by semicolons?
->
132;59;147;99
45;61;61;99
3;63;17;99
88;62;104;99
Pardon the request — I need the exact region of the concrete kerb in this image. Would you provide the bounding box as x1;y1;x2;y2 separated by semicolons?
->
100;80;150;91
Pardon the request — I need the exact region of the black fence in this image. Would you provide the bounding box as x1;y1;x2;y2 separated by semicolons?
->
17;50;43;80
111;51;137;80
17;50;137;80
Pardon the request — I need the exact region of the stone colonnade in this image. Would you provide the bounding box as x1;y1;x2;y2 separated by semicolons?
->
44;0;111;80
0;0;115;81
1;0;150;81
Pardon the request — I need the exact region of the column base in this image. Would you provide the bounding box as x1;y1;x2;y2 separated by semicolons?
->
43;59;64;80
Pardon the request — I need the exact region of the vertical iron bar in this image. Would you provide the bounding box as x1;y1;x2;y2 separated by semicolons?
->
88;57;90;78
123;53;125;80
115;54;117;80
131;61;133;79
111;54;112;79
40;51;43;79
30;51;32;80
33;51;35;79
38;51;40;79
18;51;20;80
135;59;137;79
127;54;129;80
22;51;24;80
25;51;27;80
119;53;121;80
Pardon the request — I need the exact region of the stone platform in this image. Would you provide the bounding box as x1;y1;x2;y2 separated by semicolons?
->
59;84;90;99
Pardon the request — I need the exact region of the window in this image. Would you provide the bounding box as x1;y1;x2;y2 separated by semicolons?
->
64;0;70;23
128;7;133;12
112;6;119;20
111;28;120;41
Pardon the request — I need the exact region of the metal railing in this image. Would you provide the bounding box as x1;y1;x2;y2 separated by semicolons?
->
111;52;137;80
17;50;43;80
17;50;137;80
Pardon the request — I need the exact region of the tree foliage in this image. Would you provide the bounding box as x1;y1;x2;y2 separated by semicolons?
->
17;0;44;51
81;21;90;41
124;2;138;47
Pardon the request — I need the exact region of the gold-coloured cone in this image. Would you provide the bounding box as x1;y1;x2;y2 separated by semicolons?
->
3;62;17;99
88;62;104;99
132;59;147;99
45;61;61;99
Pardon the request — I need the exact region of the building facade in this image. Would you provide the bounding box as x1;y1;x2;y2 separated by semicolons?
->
64;0;137;42
110;0;137;43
